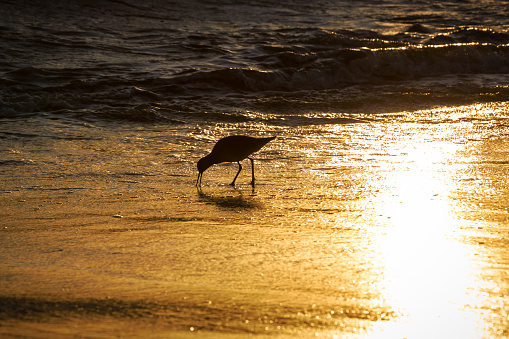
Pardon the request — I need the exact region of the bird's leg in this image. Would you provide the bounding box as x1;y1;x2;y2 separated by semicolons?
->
196;172;202;187
231;161;242;186
249;157;255;187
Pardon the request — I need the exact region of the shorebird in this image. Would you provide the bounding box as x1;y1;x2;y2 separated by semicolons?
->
196;135;276;187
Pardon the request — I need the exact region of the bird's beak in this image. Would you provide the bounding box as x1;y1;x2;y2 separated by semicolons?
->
196;172;202;187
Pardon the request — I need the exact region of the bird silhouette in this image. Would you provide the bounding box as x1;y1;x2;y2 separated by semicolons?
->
196;135;276;187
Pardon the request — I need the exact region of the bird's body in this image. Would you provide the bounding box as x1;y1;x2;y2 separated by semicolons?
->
196;135;275;187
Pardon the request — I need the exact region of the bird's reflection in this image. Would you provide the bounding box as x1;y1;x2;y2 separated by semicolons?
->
197;187;263;210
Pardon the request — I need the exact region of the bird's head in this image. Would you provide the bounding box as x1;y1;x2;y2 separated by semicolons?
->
196;155;215;187
197;155;214;174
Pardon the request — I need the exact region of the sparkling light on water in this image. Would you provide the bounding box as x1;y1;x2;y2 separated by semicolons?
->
312;106;509;338
358;113;497;338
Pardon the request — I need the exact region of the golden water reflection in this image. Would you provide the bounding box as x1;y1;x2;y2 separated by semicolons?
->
362;126;488;338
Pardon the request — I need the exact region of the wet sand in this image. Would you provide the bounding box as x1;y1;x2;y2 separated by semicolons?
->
1;104;508;338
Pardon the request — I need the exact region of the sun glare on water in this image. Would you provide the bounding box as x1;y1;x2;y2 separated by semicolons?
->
357;120;490;338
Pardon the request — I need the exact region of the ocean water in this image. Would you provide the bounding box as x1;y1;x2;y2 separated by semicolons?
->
2;0;509;122
1;0;509;338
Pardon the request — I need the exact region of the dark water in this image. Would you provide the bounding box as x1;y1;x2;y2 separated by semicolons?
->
2;0;509;124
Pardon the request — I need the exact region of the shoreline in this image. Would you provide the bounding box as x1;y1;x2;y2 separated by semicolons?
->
1;103;508;338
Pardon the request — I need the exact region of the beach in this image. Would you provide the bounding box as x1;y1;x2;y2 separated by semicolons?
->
1;103;508;338
1;0;509;337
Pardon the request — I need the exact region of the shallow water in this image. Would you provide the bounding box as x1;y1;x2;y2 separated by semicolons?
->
1;102;508;338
